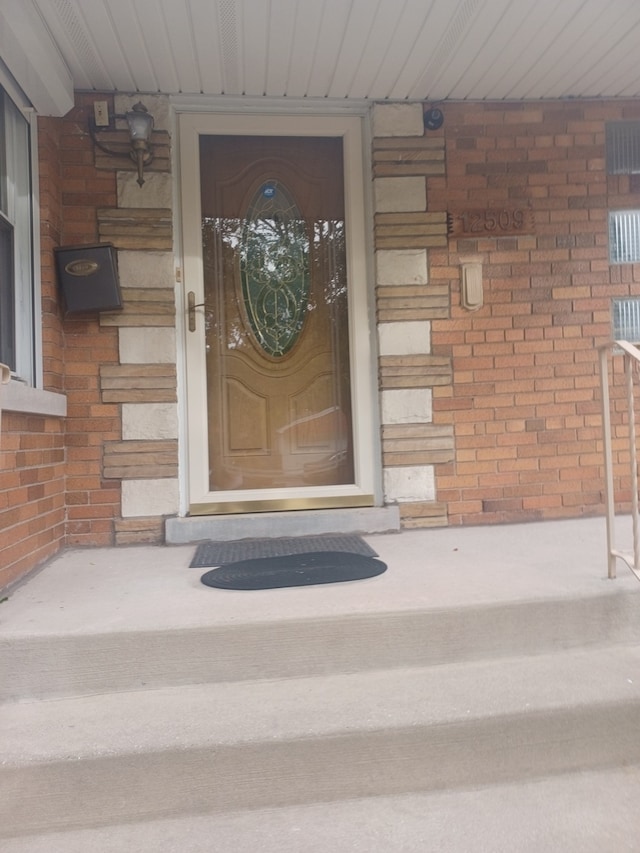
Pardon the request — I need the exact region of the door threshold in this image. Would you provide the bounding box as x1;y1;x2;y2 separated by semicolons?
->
165;505;400;545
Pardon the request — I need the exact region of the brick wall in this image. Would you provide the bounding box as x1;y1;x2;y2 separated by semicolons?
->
0;117;66;588
426;100;640;525
3;92;176;587
59;95;121;546
6;96;640;588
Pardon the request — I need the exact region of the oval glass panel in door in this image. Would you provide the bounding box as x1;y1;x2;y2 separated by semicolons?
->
239;182;310;357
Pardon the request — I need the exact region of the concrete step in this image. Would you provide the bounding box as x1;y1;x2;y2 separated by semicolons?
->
3;519;640;843
4;589;639;701
4;764;640;853
3;521;640;701
2;645;640;838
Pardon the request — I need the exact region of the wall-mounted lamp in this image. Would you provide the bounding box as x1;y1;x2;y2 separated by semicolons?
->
89;101;154;187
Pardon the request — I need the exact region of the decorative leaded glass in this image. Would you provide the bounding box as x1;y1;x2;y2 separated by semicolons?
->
239;182;310;357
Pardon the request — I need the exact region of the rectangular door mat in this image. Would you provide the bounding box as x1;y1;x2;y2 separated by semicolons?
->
190;534;378;568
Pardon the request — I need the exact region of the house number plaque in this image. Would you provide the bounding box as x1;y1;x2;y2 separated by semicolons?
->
447;208;535;238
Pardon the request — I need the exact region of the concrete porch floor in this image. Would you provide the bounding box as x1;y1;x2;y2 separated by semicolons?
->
4;515;640;852
3;515;640;637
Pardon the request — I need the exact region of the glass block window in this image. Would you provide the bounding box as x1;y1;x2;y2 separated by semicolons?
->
612;297;640;343
606;121;640;174
609;210;640;264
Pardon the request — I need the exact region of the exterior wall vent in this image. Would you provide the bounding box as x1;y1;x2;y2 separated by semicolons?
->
609;210;640;264
612;297;640;344
606;121;640;174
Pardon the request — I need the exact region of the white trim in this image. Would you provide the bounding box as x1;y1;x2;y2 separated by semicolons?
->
1;83;40;387
0;0;74;116
171;94;371;117
170;103;190;517
359;106;383;505
29;110;43;388
0;58;31;114
177;110;379;512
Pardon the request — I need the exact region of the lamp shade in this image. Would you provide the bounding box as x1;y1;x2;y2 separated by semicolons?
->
126;102;154;141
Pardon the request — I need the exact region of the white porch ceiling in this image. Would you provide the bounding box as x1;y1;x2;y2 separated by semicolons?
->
8;0;640;114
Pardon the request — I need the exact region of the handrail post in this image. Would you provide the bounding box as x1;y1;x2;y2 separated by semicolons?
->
599;339;640;581
625;355;640;572
599;346;617;578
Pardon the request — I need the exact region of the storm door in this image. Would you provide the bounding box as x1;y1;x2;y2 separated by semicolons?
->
180;114;375;514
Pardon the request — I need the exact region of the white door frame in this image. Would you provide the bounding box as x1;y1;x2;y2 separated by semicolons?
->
177;109;379;514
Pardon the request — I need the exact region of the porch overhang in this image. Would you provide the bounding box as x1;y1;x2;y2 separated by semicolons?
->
4;0;640;114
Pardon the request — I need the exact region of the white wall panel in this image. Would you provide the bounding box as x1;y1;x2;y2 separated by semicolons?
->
263;0;299;96
75;1;134;91
189;2;225;95
151;0;201;93
239;0;269;96
298;0;352;98
28;0;640;101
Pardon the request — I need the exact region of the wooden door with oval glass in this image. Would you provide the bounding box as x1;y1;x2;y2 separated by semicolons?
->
196;135;354;507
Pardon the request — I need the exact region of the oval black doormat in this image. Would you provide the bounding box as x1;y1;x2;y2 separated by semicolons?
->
201;551;387;590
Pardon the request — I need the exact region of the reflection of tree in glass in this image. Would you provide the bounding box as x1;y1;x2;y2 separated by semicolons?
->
314;220;347;308
239;183;310;357
201;183;348;357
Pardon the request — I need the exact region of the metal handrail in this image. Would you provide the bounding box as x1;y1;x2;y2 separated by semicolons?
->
598;340;640;581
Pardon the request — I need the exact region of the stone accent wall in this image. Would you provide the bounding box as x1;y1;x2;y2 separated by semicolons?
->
372;103;450;528
53;92;176;550
97;95;178;545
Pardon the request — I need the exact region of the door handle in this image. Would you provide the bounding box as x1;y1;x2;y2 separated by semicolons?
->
188;292;212;331
187;291;197;332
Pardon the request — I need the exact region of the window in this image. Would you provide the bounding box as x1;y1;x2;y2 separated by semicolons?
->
612;297;640;343
606;121;640;175
606;123;640;265
609;210;640;264
0;83;35;381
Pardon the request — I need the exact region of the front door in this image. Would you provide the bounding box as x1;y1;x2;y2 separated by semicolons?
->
180;113;375;514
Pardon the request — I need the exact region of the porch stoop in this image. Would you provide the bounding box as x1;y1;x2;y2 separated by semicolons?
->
164;505;401;544
1;518;640;850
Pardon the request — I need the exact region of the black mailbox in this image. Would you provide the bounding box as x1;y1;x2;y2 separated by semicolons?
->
54;243;122;314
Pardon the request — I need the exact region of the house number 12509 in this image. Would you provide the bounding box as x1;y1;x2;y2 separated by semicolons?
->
447;208;535;238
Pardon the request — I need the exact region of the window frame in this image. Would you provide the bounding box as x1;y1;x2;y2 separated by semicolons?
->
0;72;41;388
605;121;640;176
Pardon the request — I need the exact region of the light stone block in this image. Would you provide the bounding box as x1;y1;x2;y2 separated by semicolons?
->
118;251;174;289
117;171;172;209
122;403;178;440
121;478;179;518
119;327;176;364
381;388;432;424
374;177;426;213
378;321;431;356
376;249;428;285
372;103;424;138
384;465;435;503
